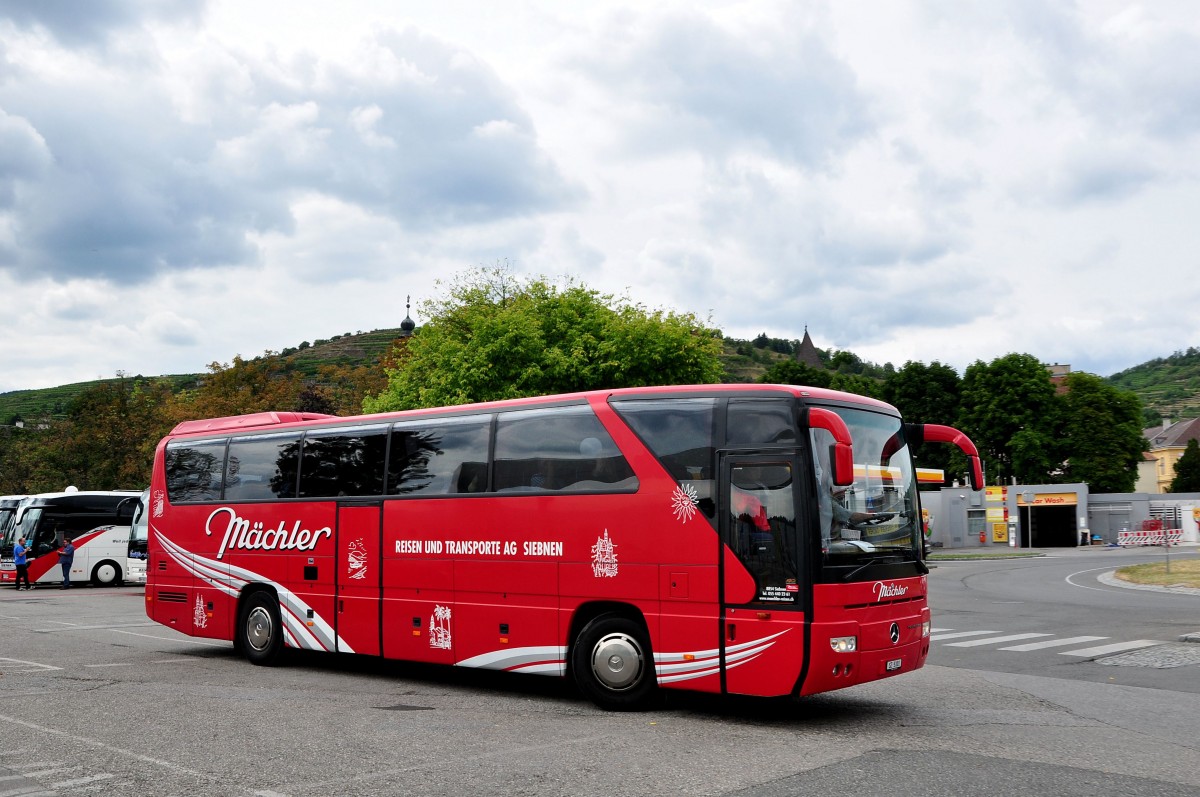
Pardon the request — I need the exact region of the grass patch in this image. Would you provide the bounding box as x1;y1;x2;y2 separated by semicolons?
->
927;551;1043;561
1114;557;1200;589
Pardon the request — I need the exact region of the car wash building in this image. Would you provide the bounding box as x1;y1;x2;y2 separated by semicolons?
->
920;484;1200;549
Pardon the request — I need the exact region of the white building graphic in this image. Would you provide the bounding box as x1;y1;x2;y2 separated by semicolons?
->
429;605;452;650
346;538;367;580
591;529;619;578
152;489;165;518
193;594;208;630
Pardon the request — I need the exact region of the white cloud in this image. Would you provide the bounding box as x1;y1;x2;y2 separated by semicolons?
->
2;0;1200;395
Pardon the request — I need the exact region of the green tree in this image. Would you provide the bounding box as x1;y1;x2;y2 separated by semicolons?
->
957;353;1061;485
829;372;882;399
184;354;306;419
363;268;724;411
1169;439;1200;492
0;378;180;493
1059;372;1146;492
883;361;962;480
758;360;832;388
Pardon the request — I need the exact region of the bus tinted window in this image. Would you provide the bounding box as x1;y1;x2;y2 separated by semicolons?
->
494;406;635;492
224;432;302;501
726;399;797;446
165;439;227;502
299;425;389;498
388;416;491;496
610;398;716;480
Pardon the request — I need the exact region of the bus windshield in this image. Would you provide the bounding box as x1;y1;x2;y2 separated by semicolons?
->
813;407;922;581
0;499;24;555
129;489;149;549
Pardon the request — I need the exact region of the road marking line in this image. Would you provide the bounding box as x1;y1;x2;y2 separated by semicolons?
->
945;633;1051;647
1000;636;1107;651
0;658;62;672
83;663;136;668
929;630;996;641
1060;640;1162;657
112;629;226;646
36;622;158;633
50;773;115;788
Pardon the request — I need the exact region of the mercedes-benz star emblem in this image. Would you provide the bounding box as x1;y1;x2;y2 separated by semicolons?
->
889;622;900;644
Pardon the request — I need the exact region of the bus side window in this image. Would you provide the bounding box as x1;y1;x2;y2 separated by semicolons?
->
610;397;716;484
224;432;302;501
726;399;796;446
388;416;491;496
298;424;389;498
493;406;634;493
165;440;227;503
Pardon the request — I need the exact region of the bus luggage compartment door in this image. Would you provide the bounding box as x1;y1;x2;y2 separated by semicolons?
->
336;503;382;656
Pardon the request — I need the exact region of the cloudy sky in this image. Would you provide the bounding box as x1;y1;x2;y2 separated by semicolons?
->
2;1;1198;395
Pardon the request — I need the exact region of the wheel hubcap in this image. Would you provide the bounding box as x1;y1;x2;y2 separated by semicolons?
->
591;632;644;690
246;606;273;652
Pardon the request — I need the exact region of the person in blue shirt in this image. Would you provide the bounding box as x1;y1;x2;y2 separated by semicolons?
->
58;537;75;589
13;536;31;590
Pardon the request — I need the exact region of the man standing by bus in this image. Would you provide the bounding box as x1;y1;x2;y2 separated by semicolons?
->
58;536;74;589
13;535;31;590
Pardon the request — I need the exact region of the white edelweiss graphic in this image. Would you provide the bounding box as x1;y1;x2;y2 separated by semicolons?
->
671;483;699;523
429;605;452;650
591;529;619;578
193;593;208;630
346;538;367;580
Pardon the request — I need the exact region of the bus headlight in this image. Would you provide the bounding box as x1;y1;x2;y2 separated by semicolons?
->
830;636;857;653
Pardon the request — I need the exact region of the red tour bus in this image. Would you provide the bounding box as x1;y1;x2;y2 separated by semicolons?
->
145;384;981;709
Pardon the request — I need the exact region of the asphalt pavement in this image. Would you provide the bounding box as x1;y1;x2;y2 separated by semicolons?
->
930;541;1200;642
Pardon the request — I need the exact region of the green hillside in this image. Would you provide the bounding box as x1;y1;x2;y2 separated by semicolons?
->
0;329;407;424
6;330;1197;425
0;374;199;424
1107;346;1200;422
0;328;792;423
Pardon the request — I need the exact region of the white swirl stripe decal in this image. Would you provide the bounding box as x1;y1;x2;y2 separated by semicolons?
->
654;630;789;684
155;527;353;654
456;646;567;676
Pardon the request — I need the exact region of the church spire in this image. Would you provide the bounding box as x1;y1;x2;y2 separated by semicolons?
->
399;295;416;337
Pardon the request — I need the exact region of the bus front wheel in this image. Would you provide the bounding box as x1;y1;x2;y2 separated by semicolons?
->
571;613;657;711
91;560;122;587
239;592;283;666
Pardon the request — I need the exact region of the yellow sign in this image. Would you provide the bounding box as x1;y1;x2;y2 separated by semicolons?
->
992;523;1008;542
916;468;945;484
985;486;1007;502
1016;492;1077;507
986;507;1006;520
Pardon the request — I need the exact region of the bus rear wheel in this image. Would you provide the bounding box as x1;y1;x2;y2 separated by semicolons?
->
240;592;283;665
571;613;657;711
91;560;123;587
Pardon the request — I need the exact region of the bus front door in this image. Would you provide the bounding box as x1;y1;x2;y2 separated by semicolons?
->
720;455;808;697
336;503;382;656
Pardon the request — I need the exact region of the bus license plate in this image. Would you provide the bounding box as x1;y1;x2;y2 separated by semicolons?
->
885;658;902;672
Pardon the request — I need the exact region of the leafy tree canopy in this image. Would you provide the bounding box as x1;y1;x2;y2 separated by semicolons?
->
758;360;832;389
1059;372;1146;493
1170;439;1200;493
958;353;1061;484
363;268;724;412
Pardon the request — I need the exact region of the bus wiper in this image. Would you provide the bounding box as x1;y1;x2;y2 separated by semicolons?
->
841;554;927;582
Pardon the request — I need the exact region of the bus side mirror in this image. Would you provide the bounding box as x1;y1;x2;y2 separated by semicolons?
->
116;496;137;520
906;423;983;490
807;408;854;487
